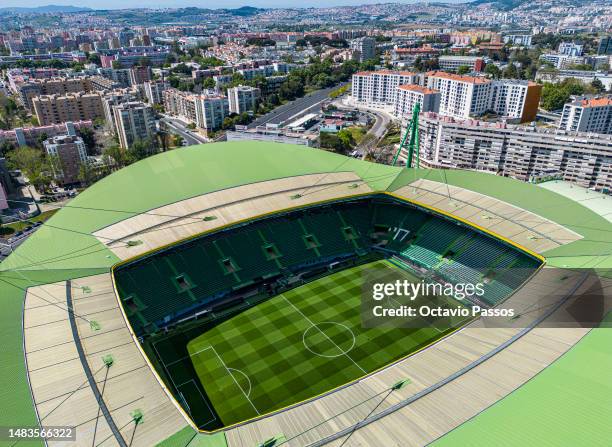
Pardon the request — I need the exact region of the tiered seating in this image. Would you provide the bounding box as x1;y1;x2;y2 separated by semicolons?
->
261;217;316;267
215;230;278;280
337;205;372;241
301;209;355;258
454;236;508;272
179;244;237;295
115;196;543;335
399;219;465;269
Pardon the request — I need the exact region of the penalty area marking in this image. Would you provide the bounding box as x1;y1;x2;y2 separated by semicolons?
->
191;345;260;415
228;367;253;397
303;322;356;359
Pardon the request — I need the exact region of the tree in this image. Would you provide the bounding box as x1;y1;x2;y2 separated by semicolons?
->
0;96;18;130
337;129;355;149
0;140;16;157
6;146;53;192
591;79;605;93
202;77;216;89
540;79;586;112
78;127;96;154
87;53;101;65
484;64;501;79
103;145;130;169
78;161;95;187
457;65;471;75
131;138;157;160
502;63;519;79
172;135;184;147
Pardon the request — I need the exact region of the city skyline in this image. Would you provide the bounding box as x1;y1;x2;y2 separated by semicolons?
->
0;0;468;11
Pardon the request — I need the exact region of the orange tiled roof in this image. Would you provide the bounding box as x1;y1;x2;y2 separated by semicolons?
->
580;97;612;107
426;71;490;84
398;84;438;94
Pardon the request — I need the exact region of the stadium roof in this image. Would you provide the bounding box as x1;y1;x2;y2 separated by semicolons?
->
1;141;610;445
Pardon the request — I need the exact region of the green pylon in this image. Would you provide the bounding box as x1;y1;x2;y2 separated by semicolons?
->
392;102;420;168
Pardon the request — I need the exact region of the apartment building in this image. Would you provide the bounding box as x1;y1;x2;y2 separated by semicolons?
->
163;89;198;124
33;92;104;126
0;121;92;148
103;89;142;128
394;85;440;119
43;135;88;185
195;96;230;131
144;80;169;105
97;67;132;88
227;85;260;114
129;65;153;85
489;79;542;122
113;102;157;149
425;72;492;118
351;70;420;105
558;41;584;56
163;88;229;131
350;37;376;62
539;53;585;69
425;72;541;122
536;69;612;91
89;75;123;92
503;34;532;46
16;77;93;110
412;113;612;192
438;55;485;72
559;96;612;134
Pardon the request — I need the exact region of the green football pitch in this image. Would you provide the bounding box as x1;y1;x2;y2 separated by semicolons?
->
184;260;465;427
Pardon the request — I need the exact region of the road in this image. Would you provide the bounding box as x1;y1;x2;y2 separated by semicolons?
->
331;97;393;155
248;84;345;129
160;115;209;146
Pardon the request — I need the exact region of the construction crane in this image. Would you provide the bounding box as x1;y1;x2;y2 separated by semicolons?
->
391;102;420;168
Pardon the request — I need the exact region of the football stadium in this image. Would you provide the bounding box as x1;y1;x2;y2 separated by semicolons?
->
0;141;610;447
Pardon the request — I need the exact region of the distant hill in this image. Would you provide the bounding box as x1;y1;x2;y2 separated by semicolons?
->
225;6;263;16
0;5;93;14
471;0;590;10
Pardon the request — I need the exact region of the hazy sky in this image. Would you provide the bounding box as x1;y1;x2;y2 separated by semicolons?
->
2;0;466;10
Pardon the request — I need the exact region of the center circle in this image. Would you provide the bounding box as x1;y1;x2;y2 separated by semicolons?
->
302;322;356;358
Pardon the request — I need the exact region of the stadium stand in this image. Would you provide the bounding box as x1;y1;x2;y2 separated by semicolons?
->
114;195;541;335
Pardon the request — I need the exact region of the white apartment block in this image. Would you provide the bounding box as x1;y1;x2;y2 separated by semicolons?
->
536;70;612;92
354;70;540;122
503;34;532;46
489;80;541;122
559;96;612;134
163;88;229;131
539;53;585;69
351;70;420;106
437;56;485;72
413;112;612;192
144;80;169;105
425;72;492;119
558;42;584;57
350;37;376;63
112;101;157;149
227;85;260;114
195;96;230;130
394;85;440;119
425;72;541;122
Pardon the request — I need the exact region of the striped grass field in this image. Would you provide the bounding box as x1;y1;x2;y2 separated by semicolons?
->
187;260;460;427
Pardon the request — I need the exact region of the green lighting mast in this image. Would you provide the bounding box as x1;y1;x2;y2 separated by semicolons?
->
392;102;420;168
